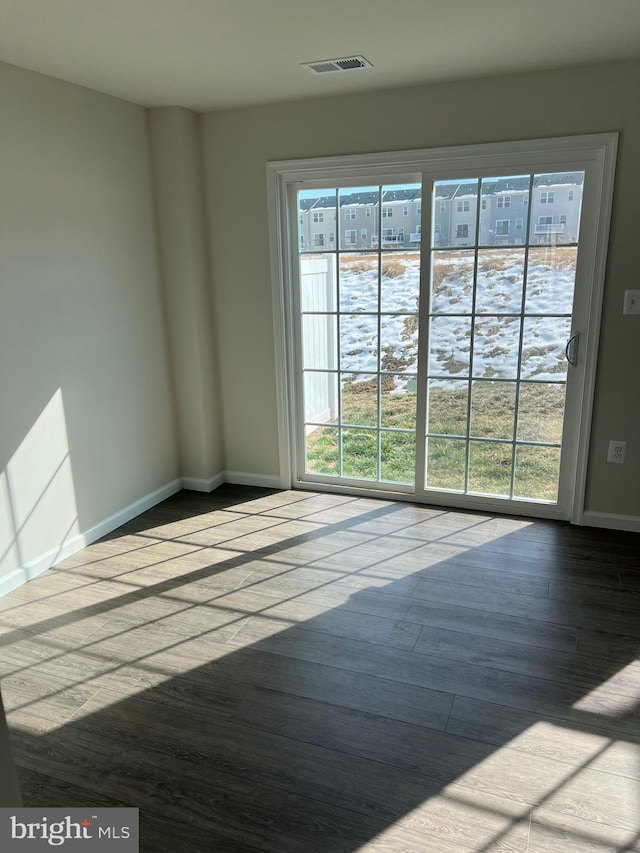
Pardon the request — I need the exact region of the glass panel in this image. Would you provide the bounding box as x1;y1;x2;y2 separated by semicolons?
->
468;440;512;497
304;372;338;424
342;429;378;480
425;437;466;491
306;426;339;475
300;254;337;312
473;316;520;379
339;314;378;372
341;373;377;427
380;183;420;250
381;432;415;484
381;375;416;429
470;381;516;439
380;314;418;373
340;186;379;250
514;445;561;502
339;252;378;312
430;250;474;314
517;383;566;443
521;316;571;380
475;249;525;314
478;175;530;246
302;315;337;369
529;172;584;246
299;189;336;253
432;179;478;249
381;251;420;313
525;246;578;316
429;316;472;377
427;380;468;436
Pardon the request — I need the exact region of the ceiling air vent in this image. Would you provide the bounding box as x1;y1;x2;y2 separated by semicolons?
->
301;56;373;75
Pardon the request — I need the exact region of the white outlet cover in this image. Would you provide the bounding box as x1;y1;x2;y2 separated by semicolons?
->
623;289;640;314
607;440;626;463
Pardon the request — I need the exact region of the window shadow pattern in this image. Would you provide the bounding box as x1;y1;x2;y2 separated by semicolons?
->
1;486;639;852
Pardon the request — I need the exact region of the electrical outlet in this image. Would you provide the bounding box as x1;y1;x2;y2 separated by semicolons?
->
623;290;640;315
607;440;626;463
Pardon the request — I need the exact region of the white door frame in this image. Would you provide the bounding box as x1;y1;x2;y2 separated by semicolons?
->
266;134;618;524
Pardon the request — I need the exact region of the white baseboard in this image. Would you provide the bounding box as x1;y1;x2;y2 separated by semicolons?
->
224;470;283;489
580;511;640;533
182;473;225;492
0;478;182;599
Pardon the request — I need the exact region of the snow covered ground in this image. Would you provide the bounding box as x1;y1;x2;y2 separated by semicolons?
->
317;248;577;392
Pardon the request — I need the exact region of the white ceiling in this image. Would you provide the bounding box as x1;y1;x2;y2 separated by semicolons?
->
0;0;638;112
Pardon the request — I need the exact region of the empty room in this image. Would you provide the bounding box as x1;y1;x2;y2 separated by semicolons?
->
0;2;639;851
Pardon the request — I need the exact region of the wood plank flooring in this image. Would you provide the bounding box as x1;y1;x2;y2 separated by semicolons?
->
1;485;639;852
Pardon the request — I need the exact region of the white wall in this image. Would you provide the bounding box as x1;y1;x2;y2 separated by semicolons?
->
0;61;180;590
201;59;640;517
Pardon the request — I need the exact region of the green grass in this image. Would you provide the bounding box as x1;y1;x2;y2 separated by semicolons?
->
306;382;565;500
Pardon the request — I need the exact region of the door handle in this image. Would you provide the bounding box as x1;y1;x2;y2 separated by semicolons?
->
565;332;579;367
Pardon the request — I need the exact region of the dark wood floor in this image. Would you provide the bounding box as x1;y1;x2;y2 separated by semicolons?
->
2;486;639;852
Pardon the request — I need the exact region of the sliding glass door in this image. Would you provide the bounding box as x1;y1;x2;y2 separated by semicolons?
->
275;135;616;519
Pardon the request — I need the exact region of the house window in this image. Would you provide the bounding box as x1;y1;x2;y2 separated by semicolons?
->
523;196;529;206
457;200;470;212
366;208;372;218
313;211;324;223
481;199;488;210
345;209;356;220
515;217;523;229
456;224;470;238
439;202;446;212
497;196;511;208
403;206;409;216
382;206;393;217
398;227;405;241
298;214;304;225
560;215;567;225
568;190;574;201
361;228;367;240
540;191;555;204
496;220;510;236
344;229;357;245
329;232;335;243
538;216;553;227
417;205;422;215
313;233;325;247
433;224;440;234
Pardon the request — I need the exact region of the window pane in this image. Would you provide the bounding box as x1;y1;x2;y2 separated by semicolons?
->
304;372;338;424
426;438;466;491
529;172;584;245
517;383;566;443
299;189;336;253
381;432;415;484
380;183;420;250
339;186;378;250
514;445;561;502
470;381;516;439
473;316;520;379
432;180;478;249
427;380;468;436
468;440;512;497
381;375;416;429
306;426;339;475
302;315;337;369
340;253;378;312
525;246;577;315
380;251;420;313
478;175;529;246
339;314;378;372
300;254;337;313
380;314;418;373
342;429;378;480
475;249;525;314
521;316;571;380
431;250;474;314
341;373;377;426
429;316;472;377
